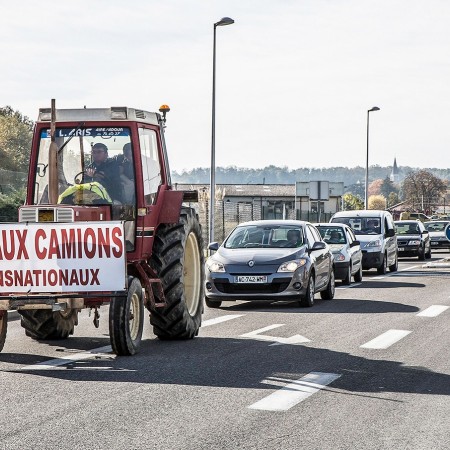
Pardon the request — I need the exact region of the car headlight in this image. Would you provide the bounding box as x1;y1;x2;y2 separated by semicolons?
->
206;259;226;273
365;239;381;248
408;240;421;245
333;253;346;261
277;259;307;273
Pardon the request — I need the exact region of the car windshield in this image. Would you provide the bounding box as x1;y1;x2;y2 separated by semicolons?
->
224;224;304;249
316;226;347;244
395;222;420;235
34;126;132;205
424;221;449;232
332;217;381;235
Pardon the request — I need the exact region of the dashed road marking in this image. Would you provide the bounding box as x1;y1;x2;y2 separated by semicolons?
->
248;372;341;411
416;305;449;317
240;324;310;345
360;329;411;349
202;314;243;327
371;264;420;280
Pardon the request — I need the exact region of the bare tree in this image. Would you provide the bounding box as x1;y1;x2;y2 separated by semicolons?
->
401;170;447;212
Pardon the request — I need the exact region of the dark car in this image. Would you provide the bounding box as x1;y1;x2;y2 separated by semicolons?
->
394;220;431;260
205;220;335;308
314;223;363;284
424;220;450;250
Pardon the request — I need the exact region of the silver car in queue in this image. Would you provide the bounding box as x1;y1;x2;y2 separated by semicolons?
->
313;223;363;284
204;220;335;308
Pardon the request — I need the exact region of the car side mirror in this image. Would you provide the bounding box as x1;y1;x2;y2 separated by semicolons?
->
350;240;360;247
311;241;326;251
208;242;219;252
386;229;395;237
421;230;428;235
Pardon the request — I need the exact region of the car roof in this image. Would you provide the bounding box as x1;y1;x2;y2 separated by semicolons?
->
394;220;421;224
332;210;388;218
313;223;349;229
235;220;308;227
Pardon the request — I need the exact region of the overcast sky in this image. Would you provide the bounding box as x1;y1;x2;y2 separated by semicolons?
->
2;0;450;172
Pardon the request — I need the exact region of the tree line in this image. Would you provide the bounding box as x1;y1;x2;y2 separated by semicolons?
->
0;105;448;220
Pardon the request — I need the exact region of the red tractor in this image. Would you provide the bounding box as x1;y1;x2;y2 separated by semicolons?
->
0;100;204;355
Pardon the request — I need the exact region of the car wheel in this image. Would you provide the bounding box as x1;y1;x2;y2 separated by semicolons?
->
299;275;315;307
418;246;426;261
354;266;363;283
389;253;398;272
425;245;432;259
377;254;387;275
205;298;222;308
320;269;335;300
343;264;351;285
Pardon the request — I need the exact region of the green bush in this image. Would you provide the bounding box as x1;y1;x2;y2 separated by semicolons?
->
0;189;26;222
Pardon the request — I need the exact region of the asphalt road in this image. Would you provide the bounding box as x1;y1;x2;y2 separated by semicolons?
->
0;252;449;450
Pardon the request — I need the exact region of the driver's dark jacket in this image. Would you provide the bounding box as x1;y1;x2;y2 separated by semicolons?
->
84;158;121;201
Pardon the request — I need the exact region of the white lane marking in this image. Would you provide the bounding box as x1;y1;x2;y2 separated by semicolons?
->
248;372;341;411
336;282;362;290
21;345;113;370
241;324;310;346
202;314;243;327
417;305;449;317
371;264;420;280
360;329;411;349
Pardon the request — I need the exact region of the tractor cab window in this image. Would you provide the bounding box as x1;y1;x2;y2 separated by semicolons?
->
138;128;161;205
34;126;134;207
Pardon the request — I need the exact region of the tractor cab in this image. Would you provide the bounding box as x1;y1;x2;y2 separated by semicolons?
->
20;104;181;257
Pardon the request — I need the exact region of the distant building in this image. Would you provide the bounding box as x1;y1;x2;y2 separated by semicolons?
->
390;157;400;183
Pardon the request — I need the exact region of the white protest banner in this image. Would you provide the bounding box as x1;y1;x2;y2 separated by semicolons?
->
0;222;126;293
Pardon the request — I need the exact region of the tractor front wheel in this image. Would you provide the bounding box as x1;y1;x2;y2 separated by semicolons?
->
0;311;7;352
148;207;204;339
19;309;79;340
109;276;144;356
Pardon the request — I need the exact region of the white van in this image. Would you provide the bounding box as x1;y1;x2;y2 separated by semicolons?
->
330;210;397;274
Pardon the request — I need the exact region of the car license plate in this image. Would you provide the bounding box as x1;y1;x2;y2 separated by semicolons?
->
235;275;268;283
398;247;404;251
431;242;438;245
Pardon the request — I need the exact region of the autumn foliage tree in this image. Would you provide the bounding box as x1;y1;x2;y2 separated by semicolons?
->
368;179;383;196
368;194;386;210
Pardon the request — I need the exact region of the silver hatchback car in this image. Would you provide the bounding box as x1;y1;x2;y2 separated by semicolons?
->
314;223;363;284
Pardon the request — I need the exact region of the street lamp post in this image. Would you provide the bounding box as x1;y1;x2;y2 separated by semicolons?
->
365;106;380;210
209;16;234;246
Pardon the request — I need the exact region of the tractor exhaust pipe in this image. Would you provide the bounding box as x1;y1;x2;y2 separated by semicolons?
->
48;99;58;204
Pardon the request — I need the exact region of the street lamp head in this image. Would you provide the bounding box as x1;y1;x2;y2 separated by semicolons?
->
215;17;235;27
368;106;380;112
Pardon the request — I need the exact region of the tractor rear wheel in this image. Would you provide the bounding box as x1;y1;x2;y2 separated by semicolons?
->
148;207;204;339
19;308;79;340
0;311;7;352
109;276;144;356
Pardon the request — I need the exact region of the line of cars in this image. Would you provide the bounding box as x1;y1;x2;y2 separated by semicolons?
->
204;210;450;309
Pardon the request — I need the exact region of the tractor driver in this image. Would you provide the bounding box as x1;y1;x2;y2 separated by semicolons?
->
85;143;121;201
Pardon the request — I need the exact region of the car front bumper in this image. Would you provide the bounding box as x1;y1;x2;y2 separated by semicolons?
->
205;269;309;301
397;244;421;256
361;250;383;269
334;261;351;279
